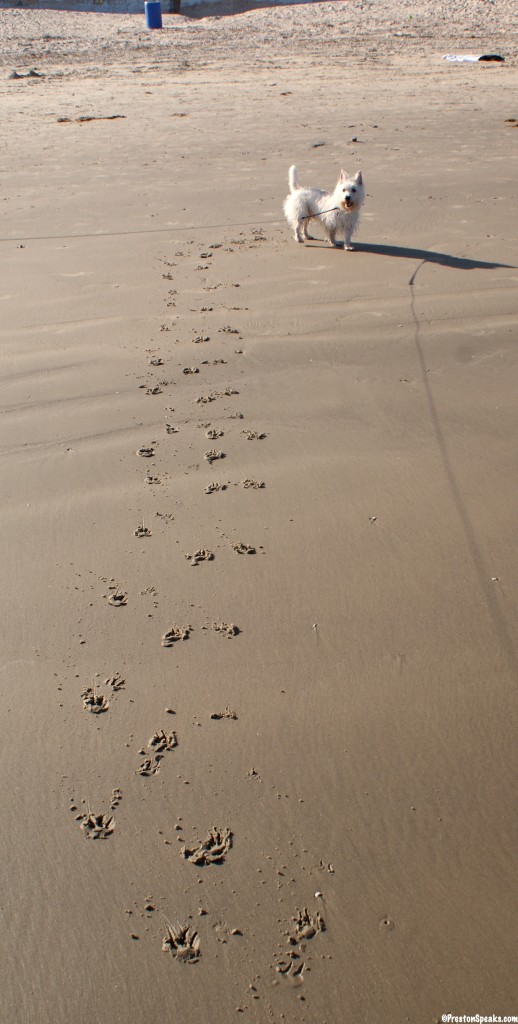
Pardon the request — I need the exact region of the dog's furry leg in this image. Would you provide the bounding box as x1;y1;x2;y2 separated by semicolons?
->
344;225;355;250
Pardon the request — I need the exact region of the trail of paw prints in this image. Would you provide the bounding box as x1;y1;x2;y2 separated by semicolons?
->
273;908;326;983
204;479;265;494
181;827;233;866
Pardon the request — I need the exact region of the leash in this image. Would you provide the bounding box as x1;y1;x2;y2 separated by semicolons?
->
301;206;339;220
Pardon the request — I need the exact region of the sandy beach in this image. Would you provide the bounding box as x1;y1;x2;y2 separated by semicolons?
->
1;2;518;1022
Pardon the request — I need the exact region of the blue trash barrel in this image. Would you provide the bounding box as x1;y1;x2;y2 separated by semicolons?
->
145;1;162;29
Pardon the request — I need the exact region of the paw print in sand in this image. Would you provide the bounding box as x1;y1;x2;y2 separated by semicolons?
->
136;757;162;777
212;622;240;638
162;924;201;963
242;429;267;440
148;730;178;753
79;811;115;840
232;542;256;555
161;625;190;646
184;548;214;566
290;908;326;943
82;683;109;714
181;827;233;866
204;449;225;464
210;706;238;720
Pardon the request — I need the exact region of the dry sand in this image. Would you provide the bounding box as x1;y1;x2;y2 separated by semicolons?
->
1;2;518;1022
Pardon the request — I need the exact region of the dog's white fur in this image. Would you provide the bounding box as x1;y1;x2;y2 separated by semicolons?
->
283;165;364;250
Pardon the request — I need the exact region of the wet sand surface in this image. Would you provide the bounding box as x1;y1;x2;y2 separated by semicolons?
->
1;3;518;1022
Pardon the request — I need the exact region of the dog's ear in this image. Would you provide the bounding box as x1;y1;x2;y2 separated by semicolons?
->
339;169;348;182
354;171;363;185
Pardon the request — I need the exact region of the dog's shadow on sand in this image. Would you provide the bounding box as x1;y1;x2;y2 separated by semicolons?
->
350;242;514;271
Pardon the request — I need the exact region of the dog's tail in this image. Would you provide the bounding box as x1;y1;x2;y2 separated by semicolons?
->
288;165;299;193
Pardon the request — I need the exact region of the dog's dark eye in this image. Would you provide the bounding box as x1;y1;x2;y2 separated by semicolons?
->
351;186;357;193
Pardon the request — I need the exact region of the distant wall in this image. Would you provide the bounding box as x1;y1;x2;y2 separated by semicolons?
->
2;0;150;9
0;0;230;9
0;0;313;10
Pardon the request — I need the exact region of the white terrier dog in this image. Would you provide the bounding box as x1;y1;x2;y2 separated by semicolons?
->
283;165;364;250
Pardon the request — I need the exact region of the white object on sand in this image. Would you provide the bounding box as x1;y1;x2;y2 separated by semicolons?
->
443;54;504;62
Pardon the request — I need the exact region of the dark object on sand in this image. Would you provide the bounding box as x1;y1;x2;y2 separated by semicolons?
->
145;0;163;29
478;54;504;61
